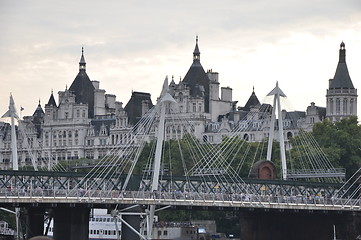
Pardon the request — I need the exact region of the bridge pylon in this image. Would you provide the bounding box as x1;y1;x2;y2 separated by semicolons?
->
266;81;288;180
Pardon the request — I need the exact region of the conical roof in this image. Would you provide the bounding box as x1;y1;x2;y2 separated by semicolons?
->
32;101;44;137
46;91;57;107
68;48;95;118
33;100;45;118
243;88;260;111
329;42;354;89
182;37;210;112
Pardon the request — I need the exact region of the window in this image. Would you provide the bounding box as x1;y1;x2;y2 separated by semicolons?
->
329;99;334;114
343;98;348;114
164;230;168;235
192;103;196;112
198;102;202;112
336;98;340;114
179;92;183;102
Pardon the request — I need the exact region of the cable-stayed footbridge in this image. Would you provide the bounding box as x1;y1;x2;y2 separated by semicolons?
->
1;81;361;240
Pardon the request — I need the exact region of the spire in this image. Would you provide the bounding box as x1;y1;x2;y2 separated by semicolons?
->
193;35;200;62
79;46;86;71
329;41;354;89
339;41;346;63
33;99;44;117
243;87;261;111
46;91;57;107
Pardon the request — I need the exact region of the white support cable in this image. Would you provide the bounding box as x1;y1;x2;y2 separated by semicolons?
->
75;106;158;191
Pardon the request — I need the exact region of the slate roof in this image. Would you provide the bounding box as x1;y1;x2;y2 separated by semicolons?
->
69;48;95;118
124;91;153;125
182;37;210;112
242;88;261;111
32;101;44;137
90;118;115;136
46;92;57;107
329;42;355;89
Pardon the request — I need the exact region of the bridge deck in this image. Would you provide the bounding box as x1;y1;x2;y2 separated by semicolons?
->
0;190;359;212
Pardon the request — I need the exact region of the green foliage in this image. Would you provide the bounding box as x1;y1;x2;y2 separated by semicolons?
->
0;208;16;229
134;134;211;176
311;116;361;177
134;134;283;179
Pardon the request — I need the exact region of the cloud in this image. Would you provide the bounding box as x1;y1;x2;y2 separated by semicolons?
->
0;0;360;117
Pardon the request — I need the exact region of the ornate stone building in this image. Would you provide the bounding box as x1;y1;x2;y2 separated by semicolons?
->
0;40;357;169
326;42;358;121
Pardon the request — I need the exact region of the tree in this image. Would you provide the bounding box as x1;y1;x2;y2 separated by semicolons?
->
311;117;361;178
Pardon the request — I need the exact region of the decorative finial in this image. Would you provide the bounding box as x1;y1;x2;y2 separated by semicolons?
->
38;99;41;105
340;41;345;49
253;86;255;93
196;35;198;44
339;41;346;63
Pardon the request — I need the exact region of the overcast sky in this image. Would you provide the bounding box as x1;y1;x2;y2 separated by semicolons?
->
0;0;360;119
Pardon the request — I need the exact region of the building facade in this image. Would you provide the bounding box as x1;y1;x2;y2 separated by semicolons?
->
326;42;358;121
0;40;357;169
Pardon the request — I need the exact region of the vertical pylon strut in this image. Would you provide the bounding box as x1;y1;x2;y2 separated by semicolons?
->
147;77;176;239
266;82;288;180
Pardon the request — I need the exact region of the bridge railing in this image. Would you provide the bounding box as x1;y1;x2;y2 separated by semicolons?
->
0;187;360;209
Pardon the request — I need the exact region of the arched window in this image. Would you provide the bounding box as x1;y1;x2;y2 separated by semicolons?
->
243;133;249;141
350;99;354;114
343;98;348;115
287;132;293;139
336;98;340;114
329;99;334;114
178;92;183;102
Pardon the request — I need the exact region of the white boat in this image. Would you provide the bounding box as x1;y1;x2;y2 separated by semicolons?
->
46;209;121;240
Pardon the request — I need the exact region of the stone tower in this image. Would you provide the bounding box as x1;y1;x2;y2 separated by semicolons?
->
326;42;358;121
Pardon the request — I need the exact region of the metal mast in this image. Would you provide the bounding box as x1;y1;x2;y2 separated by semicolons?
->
2;95;21;239
147;77;176;239
266;82;288;180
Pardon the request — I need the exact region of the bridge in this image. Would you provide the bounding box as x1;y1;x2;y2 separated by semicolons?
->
0;169;360;240
0;170;358;211
1;82;361;240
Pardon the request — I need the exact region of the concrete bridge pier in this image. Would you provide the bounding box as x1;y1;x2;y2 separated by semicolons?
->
26;207;45;239
53;207;90;240
121;205;141;240
239;209;361;240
